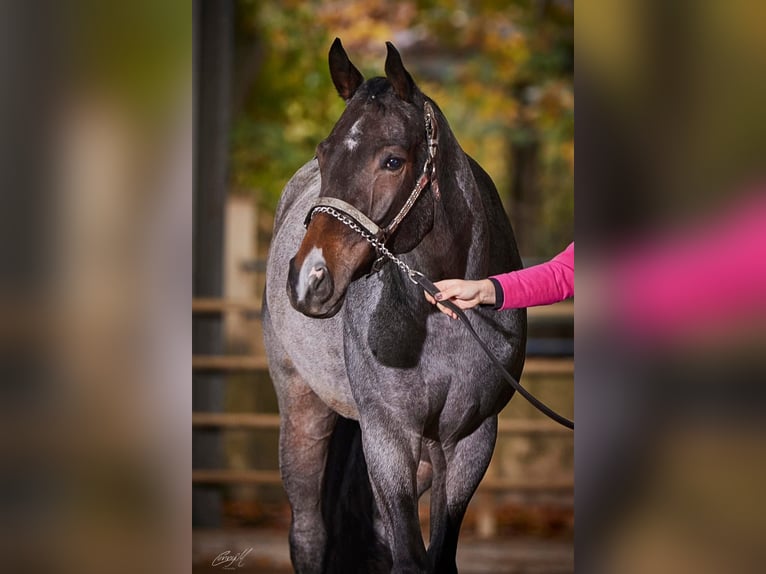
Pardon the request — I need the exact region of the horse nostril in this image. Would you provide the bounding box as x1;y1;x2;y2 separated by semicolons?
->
308;263;333;305
308;264;326;289
287;253;334;311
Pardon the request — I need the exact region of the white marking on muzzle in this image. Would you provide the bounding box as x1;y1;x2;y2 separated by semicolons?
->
344;119;363;151
296;246;325;303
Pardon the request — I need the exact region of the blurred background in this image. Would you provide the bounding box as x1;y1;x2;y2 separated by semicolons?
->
2;0;764;573
193;1;574;572
0;1;190;573
577;1;766;573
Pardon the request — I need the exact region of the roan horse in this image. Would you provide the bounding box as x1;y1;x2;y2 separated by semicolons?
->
263;39;526;573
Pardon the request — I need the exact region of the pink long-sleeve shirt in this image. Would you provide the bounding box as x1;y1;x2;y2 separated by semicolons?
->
489;242;574;310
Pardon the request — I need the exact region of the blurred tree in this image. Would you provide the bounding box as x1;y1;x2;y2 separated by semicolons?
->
229;1;340;208
231;0;572;256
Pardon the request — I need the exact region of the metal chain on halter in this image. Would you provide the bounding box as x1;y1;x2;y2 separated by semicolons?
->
310;204;423;284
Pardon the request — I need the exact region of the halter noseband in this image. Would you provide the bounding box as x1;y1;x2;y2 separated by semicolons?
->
304;101;439;246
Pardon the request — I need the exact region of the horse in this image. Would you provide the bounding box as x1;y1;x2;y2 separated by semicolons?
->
263;38;526;574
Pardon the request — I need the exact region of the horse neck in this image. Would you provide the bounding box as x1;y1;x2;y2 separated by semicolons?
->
409;142;489;281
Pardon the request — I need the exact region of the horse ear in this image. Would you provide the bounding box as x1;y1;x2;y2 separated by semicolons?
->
385;42;415;102
329;38;364;102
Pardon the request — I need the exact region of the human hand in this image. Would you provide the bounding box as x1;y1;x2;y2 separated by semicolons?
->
423;279;495;319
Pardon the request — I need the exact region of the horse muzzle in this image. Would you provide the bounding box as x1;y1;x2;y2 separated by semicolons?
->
287;253;342;318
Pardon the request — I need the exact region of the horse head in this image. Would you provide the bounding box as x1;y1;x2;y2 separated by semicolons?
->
288;38;441;318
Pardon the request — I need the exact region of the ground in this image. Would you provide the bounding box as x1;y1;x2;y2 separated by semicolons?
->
193;528;574;573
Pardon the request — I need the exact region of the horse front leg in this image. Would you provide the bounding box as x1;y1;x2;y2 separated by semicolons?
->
264;299;338;573
360;413;429;574
430;416;498;574
275;373;337;573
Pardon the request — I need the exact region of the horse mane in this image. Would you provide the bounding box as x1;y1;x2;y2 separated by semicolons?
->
425;97;523;276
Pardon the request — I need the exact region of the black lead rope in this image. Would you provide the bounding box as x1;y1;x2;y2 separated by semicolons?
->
412;272;575;430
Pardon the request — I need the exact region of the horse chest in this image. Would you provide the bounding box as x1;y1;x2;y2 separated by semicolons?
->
341;286;513;423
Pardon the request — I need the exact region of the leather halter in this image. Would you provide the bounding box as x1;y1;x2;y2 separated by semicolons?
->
304;101;439;246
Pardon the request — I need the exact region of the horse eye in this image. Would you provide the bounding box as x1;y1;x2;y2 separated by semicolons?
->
383;157;404;171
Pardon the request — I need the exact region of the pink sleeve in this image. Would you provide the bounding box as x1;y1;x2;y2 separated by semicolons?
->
490;242;574;310
609;191;766;342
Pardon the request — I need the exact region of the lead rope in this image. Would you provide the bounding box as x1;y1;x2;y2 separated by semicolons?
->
413;272;575;430
313;205;575;430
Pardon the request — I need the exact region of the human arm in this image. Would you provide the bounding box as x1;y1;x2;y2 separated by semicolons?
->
490;242;574;310
424;242;574;318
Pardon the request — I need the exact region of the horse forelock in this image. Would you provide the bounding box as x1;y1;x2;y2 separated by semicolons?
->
358;76;399;101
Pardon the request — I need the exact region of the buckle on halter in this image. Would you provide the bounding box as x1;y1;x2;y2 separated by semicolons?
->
407;269;425;286
368;254;388;277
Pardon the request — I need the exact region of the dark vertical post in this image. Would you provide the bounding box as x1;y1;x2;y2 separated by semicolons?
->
192;0;233;527
509;125;540;256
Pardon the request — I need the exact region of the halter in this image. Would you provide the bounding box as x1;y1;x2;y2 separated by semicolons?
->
304;101;439;249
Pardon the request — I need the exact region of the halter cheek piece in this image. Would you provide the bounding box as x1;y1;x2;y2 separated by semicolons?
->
303;101;440;249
